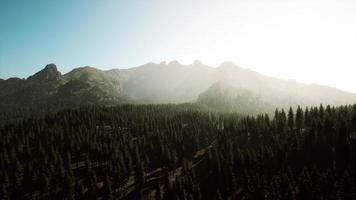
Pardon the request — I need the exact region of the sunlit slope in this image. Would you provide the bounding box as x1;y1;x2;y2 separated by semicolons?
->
1;62;355;112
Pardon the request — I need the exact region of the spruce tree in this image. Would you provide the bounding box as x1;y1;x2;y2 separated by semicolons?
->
288;107;294;130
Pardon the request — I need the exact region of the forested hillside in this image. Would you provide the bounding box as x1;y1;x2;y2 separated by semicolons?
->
1;104;356;199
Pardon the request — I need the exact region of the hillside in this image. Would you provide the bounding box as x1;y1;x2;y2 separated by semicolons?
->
197;82;275;114
1;62;355;114
0;64;129;112
2;104;356;199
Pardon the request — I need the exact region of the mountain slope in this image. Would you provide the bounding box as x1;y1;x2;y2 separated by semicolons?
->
0;64;129;112
1;62;355;114
197;81;275;114
117;61;356;107
195;62;356;112
113;60;214;103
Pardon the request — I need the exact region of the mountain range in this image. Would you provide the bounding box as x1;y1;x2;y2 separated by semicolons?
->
1;61;356;115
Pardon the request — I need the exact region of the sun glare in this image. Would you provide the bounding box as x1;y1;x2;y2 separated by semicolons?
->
153;0;356;92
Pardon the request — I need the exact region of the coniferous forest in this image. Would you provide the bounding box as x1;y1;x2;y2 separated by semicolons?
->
2;0;356;199
1;104;356;199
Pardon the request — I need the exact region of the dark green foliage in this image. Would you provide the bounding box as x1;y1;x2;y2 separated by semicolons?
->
288;107;294;130
295;106;304;130
1;104;356;199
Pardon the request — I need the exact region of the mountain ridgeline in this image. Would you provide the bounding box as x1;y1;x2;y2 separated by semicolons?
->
2;62;356;199
1;61;356;114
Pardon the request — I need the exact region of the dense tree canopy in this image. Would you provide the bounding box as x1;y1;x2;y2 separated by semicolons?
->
1;104;356;199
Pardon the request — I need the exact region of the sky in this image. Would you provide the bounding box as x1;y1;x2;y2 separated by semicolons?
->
1;0;356;93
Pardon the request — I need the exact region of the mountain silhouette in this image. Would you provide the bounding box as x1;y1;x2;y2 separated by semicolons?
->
1;62;355;113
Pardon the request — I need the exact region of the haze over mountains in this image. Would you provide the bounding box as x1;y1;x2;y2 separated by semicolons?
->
1;61;356;114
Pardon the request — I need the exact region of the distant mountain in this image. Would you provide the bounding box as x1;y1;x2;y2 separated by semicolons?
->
1;62;356;114
197;81;275;115
114;60;216;103
0;64;128;113
196;62;356;113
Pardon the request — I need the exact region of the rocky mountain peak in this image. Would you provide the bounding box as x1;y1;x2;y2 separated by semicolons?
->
44;63;58;71
28;64;61;82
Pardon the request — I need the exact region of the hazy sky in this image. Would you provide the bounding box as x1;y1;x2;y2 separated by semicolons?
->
1;0;356;92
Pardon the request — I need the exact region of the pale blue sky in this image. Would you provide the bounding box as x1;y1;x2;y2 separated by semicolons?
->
0;0;160;77
1;0;356;92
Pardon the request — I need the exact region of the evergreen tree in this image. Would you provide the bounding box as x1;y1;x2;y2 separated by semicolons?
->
288;107;294;130
295;106;304;130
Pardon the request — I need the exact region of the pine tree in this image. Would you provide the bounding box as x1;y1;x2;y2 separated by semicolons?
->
295;106;304;131
288;107;294;130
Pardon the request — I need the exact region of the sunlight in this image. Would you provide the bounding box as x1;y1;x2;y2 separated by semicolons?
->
154;0;356;92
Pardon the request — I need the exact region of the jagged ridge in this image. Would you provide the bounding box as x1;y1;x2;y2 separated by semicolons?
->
1;62;355;113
